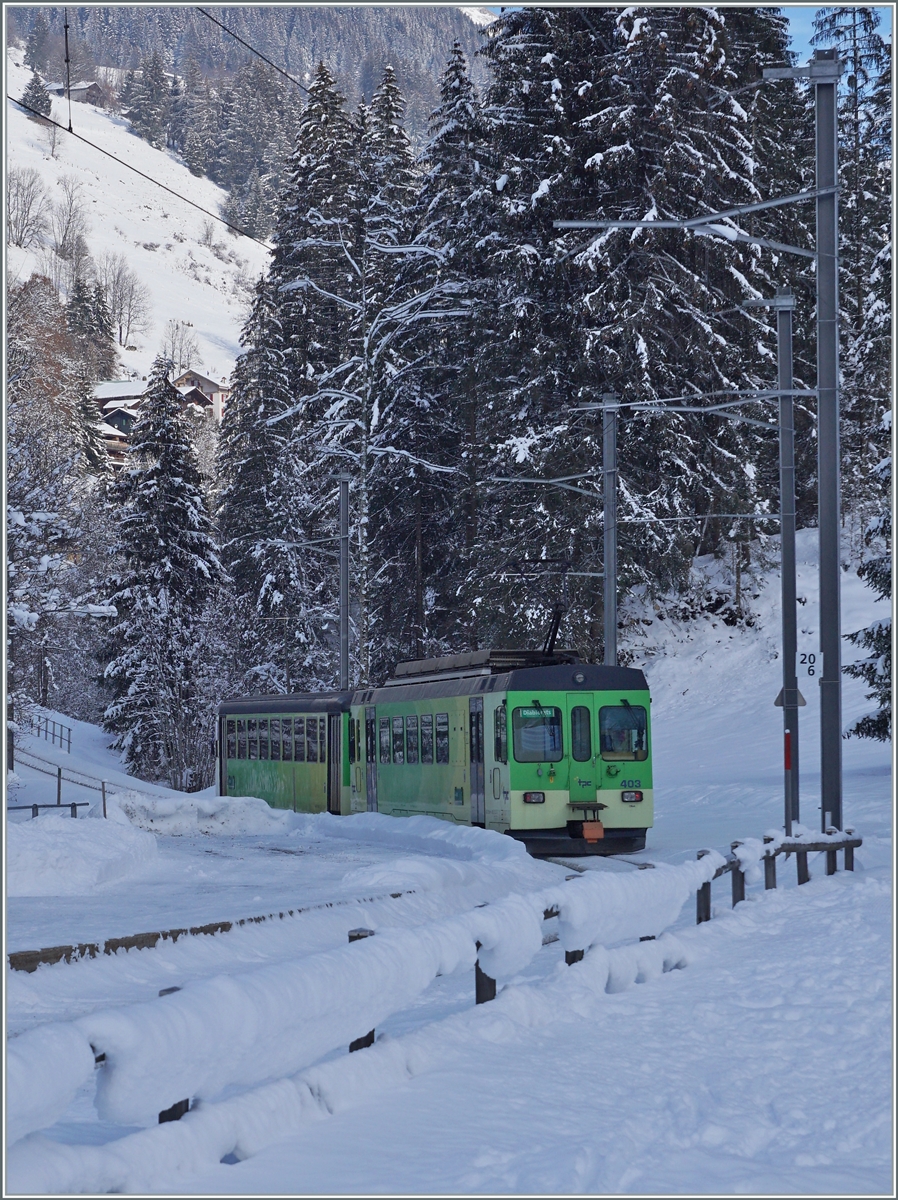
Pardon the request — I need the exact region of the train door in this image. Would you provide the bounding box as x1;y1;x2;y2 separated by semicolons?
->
365;706;378;812
469;696;485;825
326;714;342;814
567;694;598;802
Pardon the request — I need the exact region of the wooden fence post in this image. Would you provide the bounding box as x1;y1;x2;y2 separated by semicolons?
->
763;837;777;890
844;830;855;872
474;941;497;1004
348;929;376;1049
565;949;584;966
101;781;107;819
56;766;62;806
730;843;745;906
796;850;810;885
696;850;712;923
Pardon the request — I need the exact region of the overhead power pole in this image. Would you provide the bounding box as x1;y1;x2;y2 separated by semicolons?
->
338;474;350;691
765;50;844;832
602;395;619;667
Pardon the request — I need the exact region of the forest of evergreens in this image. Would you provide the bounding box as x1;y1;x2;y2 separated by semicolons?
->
7;7;891;787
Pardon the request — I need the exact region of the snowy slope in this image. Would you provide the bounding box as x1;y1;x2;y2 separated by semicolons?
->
5;46;270;382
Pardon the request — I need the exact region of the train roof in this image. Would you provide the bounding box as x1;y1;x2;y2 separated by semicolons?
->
217;658;648;716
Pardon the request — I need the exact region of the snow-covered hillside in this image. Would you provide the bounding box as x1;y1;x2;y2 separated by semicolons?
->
6;46;270;383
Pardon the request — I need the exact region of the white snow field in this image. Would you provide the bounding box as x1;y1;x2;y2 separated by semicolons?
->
4;531;892;1196
5;46;270;382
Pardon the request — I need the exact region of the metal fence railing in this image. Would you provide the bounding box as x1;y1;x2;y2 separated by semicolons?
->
25;714;72;753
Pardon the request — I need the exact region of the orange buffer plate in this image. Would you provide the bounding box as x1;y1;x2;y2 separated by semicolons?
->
581;821;605;842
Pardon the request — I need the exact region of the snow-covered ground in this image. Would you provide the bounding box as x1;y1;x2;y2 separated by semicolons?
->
5;46;270;382
5;532;892;1195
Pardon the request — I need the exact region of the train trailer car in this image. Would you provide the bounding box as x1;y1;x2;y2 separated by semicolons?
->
218;649;653;856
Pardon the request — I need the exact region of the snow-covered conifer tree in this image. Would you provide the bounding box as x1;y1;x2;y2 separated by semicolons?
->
19;69;51;117
104;356;226;788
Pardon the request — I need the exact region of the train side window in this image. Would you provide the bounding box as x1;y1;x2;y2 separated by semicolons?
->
305;717;317;763
379;718;391;764
493;705;507;764
392;716;405;764
599;705;648;761
248;718;259;760
406;715;419;764
270;718;281;761
571;706;591;761
420;714;433;763
258;719;270;760
319;717;327;762
297;718;307;762
282;718;293;761
237;719;247;759
348;717;356;763
366;710;377;763
357;720;362;763
435;713;450;764
226;719;237;759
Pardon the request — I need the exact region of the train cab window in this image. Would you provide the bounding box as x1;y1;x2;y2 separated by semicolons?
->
379;718;391;764
420;714;434;763
392;716;405;764
599;705;648;761
226;720;237;759
258;719;270;760
282;718;293;761
237;719;247;759
406;715;419;764
294;717;305;762
493;705;507;764
270;718;281;761
571;706;591;761
248;718;259;760
435;713;450;764
512;707;563;762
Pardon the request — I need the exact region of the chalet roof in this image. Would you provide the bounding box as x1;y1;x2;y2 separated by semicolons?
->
171;369;226;396
177;385;212;406
94;380;145;402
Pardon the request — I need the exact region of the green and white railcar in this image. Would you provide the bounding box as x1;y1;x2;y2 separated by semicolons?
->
218;649;653;855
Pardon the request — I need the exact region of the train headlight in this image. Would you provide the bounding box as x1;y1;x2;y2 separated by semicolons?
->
523;791;545;804
621;790;643;803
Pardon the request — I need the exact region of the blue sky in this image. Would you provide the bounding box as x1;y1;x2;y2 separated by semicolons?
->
784;4;893;60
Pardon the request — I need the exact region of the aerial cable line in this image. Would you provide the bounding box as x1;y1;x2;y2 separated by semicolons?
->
8;96;273;250
194;6;364;133
194;7;313;98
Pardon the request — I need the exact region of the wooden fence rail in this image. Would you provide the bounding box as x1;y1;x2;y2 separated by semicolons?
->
695;831;861;924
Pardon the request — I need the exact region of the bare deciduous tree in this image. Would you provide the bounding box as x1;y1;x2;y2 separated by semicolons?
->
96;251;152;345
7;168;50;248
50;174;89;261
160;319;200;373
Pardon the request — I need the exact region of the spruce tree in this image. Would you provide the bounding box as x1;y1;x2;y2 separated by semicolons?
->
129;52;170;148
217;279;330;692
19;69;51;118
104;356;225;787
844;438;891;741
812;8;890;517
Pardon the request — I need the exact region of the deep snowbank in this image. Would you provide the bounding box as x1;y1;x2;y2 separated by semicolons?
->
6;814;158;897
6;931;690;1194
6;856;722;1140
104;791;291;836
